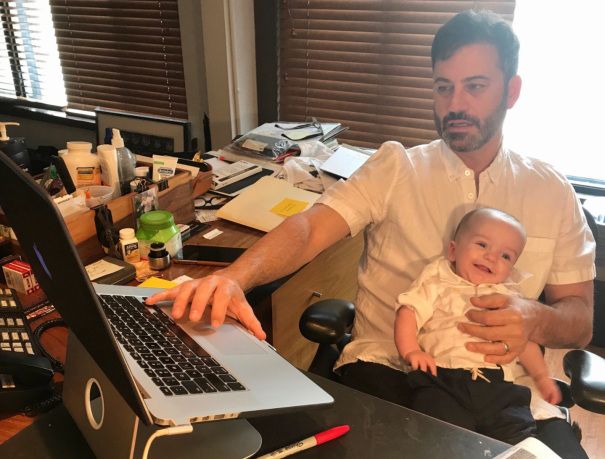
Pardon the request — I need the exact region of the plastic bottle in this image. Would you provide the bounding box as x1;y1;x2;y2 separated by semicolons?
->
119;228;141;263
112;128;136;195
62;141;102;188
135;210;182;258
96;144;120;198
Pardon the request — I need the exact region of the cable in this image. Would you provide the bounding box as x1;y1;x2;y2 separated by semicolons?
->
142;424;193;459
32;318;67;374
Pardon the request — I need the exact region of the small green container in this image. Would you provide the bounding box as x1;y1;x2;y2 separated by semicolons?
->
136;210;182;258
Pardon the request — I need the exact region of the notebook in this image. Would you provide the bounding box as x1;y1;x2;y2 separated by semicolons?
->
0;151;333;427
216;176;321;232
320;145;373;179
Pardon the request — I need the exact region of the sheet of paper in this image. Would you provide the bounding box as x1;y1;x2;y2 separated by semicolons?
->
137;276;177;289
494;437;562;459
85;258;123;281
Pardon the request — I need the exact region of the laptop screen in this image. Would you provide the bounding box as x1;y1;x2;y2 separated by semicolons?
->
0;151;151;424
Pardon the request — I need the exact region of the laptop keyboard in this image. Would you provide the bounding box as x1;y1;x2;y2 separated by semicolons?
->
98;294;246;396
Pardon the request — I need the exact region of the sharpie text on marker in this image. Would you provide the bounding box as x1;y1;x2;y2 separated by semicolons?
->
257;425;350;459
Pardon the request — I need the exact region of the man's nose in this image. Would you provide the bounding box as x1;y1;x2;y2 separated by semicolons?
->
448;86;469;112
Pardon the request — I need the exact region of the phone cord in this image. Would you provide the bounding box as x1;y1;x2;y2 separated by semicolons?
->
22;319;67;417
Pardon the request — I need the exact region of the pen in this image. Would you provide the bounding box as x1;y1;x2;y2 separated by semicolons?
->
257;425;350;459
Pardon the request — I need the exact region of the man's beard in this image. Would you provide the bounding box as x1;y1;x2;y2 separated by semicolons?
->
434;94;507;153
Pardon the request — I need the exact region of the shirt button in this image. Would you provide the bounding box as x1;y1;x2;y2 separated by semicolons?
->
467;193;474;200
464;170;472;176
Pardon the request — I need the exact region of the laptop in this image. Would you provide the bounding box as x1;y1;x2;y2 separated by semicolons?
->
0;151;333;427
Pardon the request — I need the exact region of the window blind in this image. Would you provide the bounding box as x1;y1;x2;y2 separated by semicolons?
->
279;1;515;149
49;0;188;119
0;0;66;106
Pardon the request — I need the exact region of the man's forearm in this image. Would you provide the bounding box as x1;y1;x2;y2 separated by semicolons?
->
218;204;350;291
533;281;594;348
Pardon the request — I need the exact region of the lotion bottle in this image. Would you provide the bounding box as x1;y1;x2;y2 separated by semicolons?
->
63;141;101;188
111;129;136;195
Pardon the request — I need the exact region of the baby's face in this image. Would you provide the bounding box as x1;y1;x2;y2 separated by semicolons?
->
448;214;525;285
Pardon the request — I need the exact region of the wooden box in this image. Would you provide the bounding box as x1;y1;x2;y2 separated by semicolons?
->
65;168;212;264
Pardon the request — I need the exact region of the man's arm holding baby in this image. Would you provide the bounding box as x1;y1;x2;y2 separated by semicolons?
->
395;306;437;376
459;281;593;364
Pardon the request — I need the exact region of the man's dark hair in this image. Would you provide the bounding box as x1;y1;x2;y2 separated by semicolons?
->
431;10;520;82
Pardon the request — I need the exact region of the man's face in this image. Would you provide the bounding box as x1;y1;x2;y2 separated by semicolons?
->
448;213;525;285
432;43;509;153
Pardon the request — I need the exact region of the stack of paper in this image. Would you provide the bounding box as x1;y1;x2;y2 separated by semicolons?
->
216;176;320;232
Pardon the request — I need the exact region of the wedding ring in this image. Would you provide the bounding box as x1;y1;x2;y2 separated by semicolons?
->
501;341;510;353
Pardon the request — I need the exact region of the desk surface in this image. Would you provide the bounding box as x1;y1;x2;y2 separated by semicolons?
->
0;372;509;458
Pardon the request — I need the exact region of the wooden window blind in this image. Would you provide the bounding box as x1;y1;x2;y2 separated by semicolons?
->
49;0;188;119
279;1;515;149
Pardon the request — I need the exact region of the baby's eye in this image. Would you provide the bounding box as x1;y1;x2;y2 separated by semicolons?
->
502;253;512;261
476;241;487;248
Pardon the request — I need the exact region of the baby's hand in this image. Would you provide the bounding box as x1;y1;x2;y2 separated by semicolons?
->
536;375;562;405
405;350;437;376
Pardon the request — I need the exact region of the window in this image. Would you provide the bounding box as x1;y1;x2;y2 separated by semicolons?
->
0;0;188;120
0;1;66;106
504;1;605;184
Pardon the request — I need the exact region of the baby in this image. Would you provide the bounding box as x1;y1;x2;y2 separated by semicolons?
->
395;207;561;444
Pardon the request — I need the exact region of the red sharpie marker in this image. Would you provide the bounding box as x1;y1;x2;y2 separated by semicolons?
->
258;425;350;459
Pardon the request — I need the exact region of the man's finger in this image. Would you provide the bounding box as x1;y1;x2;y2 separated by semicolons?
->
470;293;508;309
465;340;511;356
484;353;517;365
232;296;266;340
465;309;519;327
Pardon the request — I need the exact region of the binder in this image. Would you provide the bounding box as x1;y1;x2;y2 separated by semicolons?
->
216;176;320;232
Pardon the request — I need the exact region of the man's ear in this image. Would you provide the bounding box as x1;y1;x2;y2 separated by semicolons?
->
447;241;457;262
506;75;522;109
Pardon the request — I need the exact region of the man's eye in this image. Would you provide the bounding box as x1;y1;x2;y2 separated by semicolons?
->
466;83;486;93
434;85;452;96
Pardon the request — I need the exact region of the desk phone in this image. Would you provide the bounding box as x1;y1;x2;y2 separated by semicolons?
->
0;288;54;414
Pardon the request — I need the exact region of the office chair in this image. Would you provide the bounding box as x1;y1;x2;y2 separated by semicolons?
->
299;207;605;418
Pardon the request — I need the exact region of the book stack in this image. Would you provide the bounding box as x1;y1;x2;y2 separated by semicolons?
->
222;121;348;161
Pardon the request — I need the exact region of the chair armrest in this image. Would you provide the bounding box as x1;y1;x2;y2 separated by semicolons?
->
563;349;605;414
299;299;355;345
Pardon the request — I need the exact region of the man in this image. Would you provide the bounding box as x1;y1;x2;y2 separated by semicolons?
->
148;10;595;458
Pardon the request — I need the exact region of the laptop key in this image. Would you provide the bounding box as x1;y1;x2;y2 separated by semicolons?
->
228;382;246;391
193;377;217;393
159;356;174;364
186;370;202;378
163;377;180;386
151;377;164;387
160;387;172;396
213;366;229;375
157;369;171;378
182;380;205;394
205;374;230;392
220;374;237;383
171;386;188;396
149;361;164;369
174;372;189;381
201;357;220;367
144;369;156;377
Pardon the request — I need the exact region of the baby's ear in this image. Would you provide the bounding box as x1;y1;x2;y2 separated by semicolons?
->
447;241;456;262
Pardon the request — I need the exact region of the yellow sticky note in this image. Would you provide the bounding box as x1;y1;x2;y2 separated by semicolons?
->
138;276;177;289
270;198;308;217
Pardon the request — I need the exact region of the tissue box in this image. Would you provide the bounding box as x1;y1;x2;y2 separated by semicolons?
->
2;260;40;294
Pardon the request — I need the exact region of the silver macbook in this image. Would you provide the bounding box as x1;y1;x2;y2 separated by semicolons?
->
0;151;333;427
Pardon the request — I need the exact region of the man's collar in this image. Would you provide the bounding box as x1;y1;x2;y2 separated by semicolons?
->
439;139;508;184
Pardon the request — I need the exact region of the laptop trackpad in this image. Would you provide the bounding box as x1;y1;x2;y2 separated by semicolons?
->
188;322;267;355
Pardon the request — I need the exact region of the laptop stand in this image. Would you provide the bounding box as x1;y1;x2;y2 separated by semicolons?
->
63;332;262;459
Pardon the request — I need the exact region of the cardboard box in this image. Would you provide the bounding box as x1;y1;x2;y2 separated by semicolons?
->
64;167;212;265
3;260;40;294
